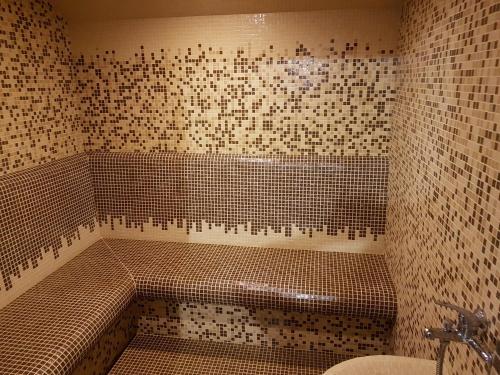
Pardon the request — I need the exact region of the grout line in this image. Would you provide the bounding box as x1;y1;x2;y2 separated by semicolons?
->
101;237;138;292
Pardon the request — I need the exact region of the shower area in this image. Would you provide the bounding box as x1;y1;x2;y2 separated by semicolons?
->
0;0;498;374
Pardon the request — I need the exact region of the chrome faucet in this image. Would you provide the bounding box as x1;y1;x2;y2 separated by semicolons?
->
424;301;494;375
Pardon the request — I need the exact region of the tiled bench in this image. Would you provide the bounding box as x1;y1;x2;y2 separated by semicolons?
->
0;238;397;375
0;242;135;375
109;239;397;319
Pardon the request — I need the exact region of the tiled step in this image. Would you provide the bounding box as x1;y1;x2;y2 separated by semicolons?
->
109;335;351;375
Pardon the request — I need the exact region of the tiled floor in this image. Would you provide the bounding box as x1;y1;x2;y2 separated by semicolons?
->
109;335;350;374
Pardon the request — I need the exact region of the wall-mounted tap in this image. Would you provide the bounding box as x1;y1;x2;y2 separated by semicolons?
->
424;301;494;375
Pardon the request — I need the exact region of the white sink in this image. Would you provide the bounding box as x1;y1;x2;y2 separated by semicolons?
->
323;355;436;375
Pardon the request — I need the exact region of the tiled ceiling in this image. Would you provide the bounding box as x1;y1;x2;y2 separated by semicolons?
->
52;0;402;22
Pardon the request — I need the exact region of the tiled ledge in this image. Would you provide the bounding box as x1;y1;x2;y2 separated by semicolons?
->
109;239;397;319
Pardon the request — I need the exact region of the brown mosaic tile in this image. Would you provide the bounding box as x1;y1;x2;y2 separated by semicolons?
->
109;335;351;375
74;41;397;156
386;1;500;375
90;151;389;242
71;302;138;375
0;235;396;374
0;153;97;292
0;0;82;176
136;299;392;356
0;240;135;375
107;239;397;320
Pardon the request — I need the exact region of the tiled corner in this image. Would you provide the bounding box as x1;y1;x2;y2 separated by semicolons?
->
386;1;499;374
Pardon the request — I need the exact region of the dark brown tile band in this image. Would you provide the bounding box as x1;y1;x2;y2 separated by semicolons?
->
0;241;135;375
0;238;396;375
90;151;389;240
71;302;138;375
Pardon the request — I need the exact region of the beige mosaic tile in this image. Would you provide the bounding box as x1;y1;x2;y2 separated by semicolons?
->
386;1;500;375
0;0;82;176
136;299;392;356
69;10;400;58
100;217;386;254
72;10;399;156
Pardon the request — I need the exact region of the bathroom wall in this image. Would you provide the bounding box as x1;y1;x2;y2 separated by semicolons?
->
72;10;399;155
0;0;99;308
386;0;499;374
71;9;400;253
0;0;82;175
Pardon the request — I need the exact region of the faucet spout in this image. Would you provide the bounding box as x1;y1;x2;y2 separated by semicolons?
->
464;337;493;368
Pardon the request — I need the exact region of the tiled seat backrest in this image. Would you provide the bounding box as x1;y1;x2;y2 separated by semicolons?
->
0;154;98;306
89;152;388;252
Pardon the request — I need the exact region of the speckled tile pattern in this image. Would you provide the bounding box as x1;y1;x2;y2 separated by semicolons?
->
0;240;135;375
108;239;397;320
0;154;97;293
109;335;350;375
386;1;499;375
0;0;82;176
72;10;398;156
137;300;392;356
90;152;388;245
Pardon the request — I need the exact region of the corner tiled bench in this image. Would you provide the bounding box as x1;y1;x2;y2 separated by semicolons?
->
0;242;135;375
0;239;396;375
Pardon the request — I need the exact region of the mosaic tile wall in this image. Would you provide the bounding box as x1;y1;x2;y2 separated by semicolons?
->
0;154;100;308
90;152;388;252
386;1;499;374
72;10;399;156
0;0;82;176
136;299;392;356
